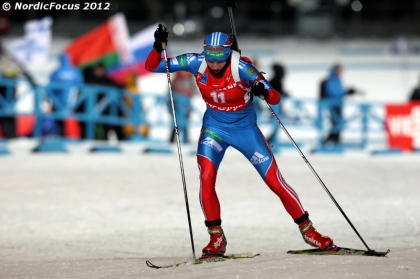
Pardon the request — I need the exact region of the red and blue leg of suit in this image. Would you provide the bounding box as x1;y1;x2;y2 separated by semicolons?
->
197;123;306;224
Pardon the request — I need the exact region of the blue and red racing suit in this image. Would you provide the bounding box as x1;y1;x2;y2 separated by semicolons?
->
145;49;306;223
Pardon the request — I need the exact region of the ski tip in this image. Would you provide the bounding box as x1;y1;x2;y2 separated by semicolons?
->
366;249;391;257
145;260;161;269
287;247;391;257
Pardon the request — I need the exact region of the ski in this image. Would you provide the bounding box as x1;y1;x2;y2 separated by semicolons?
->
287;246;390;257
146;253;260;269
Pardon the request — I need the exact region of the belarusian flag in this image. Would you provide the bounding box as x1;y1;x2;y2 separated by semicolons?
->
65;13;132;70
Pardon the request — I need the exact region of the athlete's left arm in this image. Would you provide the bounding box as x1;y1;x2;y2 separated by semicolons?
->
238;57;280;105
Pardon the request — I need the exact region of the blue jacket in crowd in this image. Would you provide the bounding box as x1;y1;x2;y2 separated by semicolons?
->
50;53;84;108
324;68;346;100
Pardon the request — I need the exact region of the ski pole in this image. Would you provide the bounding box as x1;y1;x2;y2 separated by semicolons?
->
162;42;196;260
261;100;372;251
223;0;373;252
227;3;239;53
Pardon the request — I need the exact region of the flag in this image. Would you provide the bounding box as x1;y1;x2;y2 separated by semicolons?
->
107;23;160;85
3;16;53;66
65;13;132;70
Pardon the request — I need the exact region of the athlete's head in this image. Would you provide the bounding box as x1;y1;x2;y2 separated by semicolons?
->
203;32;232;62
203;32;232;73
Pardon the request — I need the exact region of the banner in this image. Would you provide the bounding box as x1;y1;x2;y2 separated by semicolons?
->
385;102;420;151
3;16;53;66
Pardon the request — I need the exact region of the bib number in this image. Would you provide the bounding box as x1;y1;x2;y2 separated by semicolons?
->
210;91;226;103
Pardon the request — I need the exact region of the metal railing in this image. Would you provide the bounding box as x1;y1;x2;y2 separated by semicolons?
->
0;78;386;149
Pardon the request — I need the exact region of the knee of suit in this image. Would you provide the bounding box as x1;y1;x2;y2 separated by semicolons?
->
198;155;217;182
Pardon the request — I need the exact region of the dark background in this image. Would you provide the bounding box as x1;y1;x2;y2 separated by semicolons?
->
1;0;420;39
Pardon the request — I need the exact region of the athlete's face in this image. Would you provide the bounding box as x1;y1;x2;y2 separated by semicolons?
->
206;60;227;74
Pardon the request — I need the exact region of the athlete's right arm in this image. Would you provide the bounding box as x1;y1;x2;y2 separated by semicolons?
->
145;23;202;75
144;49;166;72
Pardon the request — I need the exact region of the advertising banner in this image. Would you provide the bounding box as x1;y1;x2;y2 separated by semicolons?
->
385;103;420;151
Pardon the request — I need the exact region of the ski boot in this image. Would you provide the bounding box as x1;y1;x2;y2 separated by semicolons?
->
202;225;227;258
299;219;334;250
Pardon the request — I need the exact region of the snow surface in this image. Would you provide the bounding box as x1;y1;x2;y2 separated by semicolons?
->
1;139;419;278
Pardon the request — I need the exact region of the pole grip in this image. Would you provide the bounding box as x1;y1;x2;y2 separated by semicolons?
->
162;42;167;50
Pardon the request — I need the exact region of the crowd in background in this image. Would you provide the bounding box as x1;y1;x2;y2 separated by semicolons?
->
1;55;420;146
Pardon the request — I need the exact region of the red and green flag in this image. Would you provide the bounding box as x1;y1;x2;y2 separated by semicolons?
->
65;13;132;70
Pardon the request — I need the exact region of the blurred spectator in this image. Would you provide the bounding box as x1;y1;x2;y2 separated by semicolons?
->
409;75;420;102
169;71;195;143
270;64;289;98
0;69;19;139
320;63;356;146
81;63;125;140
122;72;149;138
266;63;290;144
49;53;83;137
